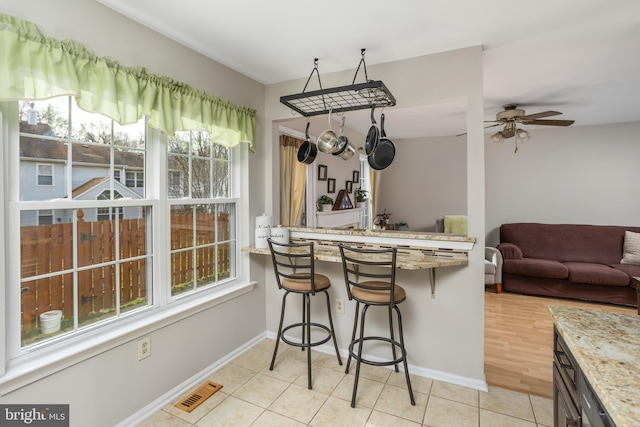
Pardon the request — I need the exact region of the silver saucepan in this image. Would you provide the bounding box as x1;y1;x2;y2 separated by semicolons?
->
317;109;339;154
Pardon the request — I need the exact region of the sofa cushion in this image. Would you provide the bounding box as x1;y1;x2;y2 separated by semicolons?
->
620;230;640;266
503;258;568;279
564;262;630;286
609;263;640;280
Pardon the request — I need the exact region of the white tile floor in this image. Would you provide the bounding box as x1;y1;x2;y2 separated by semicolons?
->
139;339;552;426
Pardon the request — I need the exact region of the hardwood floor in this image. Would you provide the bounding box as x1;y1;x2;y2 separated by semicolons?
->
483;289;635;399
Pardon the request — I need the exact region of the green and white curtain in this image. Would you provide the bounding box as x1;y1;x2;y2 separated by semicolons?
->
0;13;257;151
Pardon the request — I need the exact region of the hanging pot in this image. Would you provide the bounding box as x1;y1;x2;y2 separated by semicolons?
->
333;116;355;160
365;106;379;156
297;121;318;164
317;108;339;153
368;113;395;170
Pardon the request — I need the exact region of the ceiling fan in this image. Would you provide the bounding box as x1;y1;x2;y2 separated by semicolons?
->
486;103;575;141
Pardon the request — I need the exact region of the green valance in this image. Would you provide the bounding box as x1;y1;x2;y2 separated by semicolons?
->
0;13;257;151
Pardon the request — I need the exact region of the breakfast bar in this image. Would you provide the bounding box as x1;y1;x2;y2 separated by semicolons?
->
244;227;475;296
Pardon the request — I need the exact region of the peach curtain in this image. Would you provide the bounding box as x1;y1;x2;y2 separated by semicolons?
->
280;135;306;226
369;168;379;224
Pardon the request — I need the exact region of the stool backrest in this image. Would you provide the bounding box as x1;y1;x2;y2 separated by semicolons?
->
338;244;398;307
267;238;318;293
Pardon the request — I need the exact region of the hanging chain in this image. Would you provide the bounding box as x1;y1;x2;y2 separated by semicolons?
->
352;48;370;84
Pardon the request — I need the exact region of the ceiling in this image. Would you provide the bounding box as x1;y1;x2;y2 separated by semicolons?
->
97;0;640;139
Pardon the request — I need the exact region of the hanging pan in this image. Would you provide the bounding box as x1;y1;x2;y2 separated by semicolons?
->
317;108;339;154
368;113;395;170
297;121;318;164
333;116;356;160
365;106;379;156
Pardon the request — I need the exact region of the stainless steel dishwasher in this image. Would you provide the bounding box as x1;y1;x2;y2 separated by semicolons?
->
579;371;615;427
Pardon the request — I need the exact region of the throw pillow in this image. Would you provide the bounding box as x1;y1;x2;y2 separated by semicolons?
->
620;230;640;266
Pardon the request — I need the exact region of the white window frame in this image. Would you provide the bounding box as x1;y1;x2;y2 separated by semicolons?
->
0;100;252;394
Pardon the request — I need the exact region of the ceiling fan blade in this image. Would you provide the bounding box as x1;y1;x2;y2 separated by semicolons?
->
520;110;562;120
484;123;503;129
523;119;575;126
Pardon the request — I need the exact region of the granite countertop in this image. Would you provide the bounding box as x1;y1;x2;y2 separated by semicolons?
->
243;244;468;270
287;227;476;243
548;305;640;427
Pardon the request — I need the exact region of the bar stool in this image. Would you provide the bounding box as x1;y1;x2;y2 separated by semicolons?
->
338;243;415;408
267;238;342;389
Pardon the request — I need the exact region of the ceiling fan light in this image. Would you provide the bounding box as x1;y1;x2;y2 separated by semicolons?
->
490;131;504;143
516;128;530;140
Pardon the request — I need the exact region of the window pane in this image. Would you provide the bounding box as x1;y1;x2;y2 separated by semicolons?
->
19;98;69;138
77;215;116;267
20;139;68;201
192;158;211;198
21;210;74;278
21;273;73;346
113;120;145;150
71;98;112;144
213;160;229;197
120;210;151;260
77;265;117;327
120;259;149;313
169;203;235;297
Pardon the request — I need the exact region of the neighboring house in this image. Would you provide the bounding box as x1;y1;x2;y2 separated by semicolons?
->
19;122;149;225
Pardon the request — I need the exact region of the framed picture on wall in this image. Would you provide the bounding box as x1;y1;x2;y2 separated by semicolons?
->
327;178;336;193
346;181;353;193
352;170;359;183
318;164;328;181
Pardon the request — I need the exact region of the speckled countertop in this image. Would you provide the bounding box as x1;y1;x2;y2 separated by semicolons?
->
243;244;468;270
287;227;476;243
549;305;640;427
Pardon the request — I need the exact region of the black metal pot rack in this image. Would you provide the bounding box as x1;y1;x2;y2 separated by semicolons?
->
280;49;396;117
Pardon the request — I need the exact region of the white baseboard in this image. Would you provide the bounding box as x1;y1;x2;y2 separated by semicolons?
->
119;331;488;425
116;332;267;427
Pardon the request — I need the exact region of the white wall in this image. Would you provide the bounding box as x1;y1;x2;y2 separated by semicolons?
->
378;135;467;231
266;47;487;386
485;121;640;246
0;2;267;426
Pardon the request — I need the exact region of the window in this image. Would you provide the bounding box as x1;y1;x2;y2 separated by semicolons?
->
125;171;144;188
38;210;53;225
37;164;53;186
97;191;124;221
6;96;242;360
167;131;236;297
16;96;152;348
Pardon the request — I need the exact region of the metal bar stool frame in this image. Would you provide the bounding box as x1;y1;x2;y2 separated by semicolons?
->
267;238;342;389
338;243;415;408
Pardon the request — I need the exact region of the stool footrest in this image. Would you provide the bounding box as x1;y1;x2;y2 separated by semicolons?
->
281;322;333;348
348;336;406;367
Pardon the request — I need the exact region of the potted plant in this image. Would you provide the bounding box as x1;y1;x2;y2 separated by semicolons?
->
317;195;334;212
396;221;409;231
354;188;368;208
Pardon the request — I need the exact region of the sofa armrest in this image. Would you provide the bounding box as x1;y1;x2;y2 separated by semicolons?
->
485;247;503;280
497;242;523;260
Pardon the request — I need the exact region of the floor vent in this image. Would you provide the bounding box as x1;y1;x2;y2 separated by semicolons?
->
174;381;223;413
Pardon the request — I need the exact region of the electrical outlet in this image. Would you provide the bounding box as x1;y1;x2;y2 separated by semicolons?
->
335;298;345;314
138;336;151;361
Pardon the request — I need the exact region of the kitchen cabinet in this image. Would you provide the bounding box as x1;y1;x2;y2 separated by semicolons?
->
553;328;581;426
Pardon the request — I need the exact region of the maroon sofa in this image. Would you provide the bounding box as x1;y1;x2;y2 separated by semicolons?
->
497;223;640;307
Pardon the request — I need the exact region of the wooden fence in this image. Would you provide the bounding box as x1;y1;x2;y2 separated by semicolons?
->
20;212;230;335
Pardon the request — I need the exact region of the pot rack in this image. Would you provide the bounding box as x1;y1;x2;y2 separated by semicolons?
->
280;49;396;117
